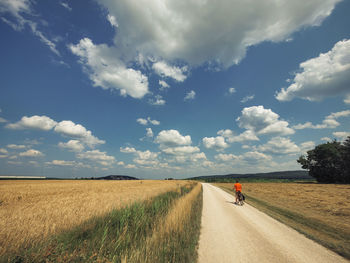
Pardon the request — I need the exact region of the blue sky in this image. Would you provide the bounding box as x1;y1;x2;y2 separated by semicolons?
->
0;0;349;179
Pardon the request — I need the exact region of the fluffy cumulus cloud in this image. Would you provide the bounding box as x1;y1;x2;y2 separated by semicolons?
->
6;115;105;150
217;129;259;143
159;80;170;90
97;0;340;68
333;131;350;141
7;144;26;149
294;110;350;129
215;153;237;162
276;39;350;103
152;61;187;82
202;136;228;151
155;129;192;147
6;115;57;131
120;147;159;167
58;140;85;152
236;106;294;136
241;95;255;103
184;90;196;101
137;117;160;126
18;149;44;157
54;120;105;147
162;146;200;155
77;150;115;166
258;137;300;154
69;38;149;99
149;95;166;106
146;128;154;138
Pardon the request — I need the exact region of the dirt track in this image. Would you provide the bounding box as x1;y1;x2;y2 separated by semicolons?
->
198;183;348;263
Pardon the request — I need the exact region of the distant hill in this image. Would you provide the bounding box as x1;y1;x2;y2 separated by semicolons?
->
95;175;139;180
187;170;312;182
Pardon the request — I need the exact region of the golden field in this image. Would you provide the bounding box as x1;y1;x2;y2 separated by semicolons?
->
216;182;350;258
0;180;190;256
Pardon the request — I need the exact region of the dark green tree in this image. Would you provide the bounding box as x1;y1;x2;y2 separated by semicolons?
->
298;138;349;183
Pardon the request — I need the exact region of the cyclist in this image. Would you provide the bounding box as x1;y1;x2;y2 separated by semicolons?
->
234;180;242;204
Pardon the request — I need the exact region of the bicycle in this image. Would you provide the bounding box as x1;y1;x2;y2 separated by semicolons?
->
237;191;245;206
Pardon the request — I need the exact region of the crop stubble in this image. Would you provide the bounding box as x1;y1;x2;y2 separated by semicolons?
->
0;180;190;256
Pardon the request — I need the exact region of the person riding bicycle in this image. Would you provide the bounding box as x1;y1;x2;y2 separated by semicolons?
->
234;180;242;204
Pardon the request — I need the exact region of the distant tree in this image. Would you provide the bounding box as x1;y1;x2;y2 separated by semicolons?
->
298;138;350;183
342;136;350;180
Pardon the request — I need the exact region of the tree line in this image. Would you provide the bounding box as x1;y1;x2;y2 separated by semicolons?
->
298;136;350;183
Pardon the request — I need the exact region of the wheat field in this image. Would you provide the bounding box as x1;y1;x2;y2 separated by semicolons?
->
0;180;190;256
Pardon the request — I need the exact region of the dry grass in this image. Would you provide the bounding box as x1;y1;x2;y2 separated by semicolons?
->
126;183;203;262
215;182;350;258
0;180;190;256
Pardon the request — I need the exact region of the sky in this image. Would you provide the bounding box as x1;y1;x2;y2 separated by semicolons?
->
0;0;349;179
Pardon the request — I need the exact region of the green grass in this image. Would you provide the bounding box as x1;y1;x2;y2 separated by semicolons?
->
3;184;200;263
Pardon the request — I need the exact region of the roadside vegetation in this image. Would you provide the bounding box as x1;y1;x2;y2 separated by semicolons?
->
216;182;350;259
2;181;202;262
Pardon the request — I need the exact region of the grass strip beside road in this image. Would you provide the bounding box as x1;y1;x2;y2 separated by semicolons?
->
3;182;202;263
217;184;350;260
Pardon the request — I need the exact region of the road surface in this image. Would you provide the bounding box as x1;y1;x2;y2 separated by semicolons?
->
198;183;348;263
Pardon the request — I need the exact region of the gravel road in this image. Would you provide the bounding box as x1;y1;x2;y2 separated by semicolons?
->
197;183;348;263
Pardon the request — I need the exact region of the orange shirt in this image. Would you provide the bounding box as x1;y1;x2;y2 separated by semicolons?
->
234;183;242;192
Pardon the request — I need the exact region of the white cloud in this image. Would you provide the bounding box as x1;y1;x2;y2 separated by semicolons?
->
48;160;78;167
125;164;136;169
146;128;153;138
159;80;170;90
137;117;160;126
77;150;115;166
0;0;60;55
7;144;26;149
333;131;350;141
69;38;149;99
228;87;236;94
54;120;105;147
0;117;7;123
19;149;44;157
6;115;57;131
300;141;316;152
258;137;300;154
345;95;350;104
236;106;294;136
137;118;148;125
58;140;85;152
107;14;118;27
120;146;159;167
0;148;8;154
60;2;72;11
162;146;200;155
184;90;196;101
241;95;255;103
97;0;339;69
241;151;272;163
202;136;228;151
294;110;350;129
152;61;187;82
218;129;259;143
215;153;237;162
149;95;166;106
155;129;192;147
120;146;137;153
321;137;332;142
276;39;350;103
